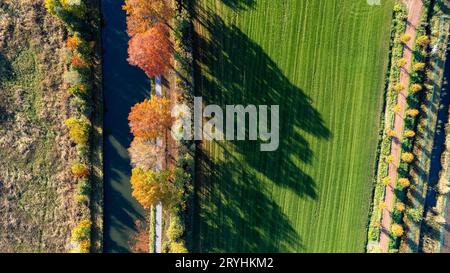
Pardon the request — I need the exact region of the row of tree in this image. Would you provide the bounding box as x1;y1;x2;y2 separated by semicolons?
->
124;0;188;253
45;0;96;253
124;0;173;77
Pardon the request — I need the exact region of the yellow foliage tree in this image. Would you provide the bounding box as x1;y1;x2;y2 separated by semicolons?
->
130;168;183;209
410;84;423;93
393;83;405;93
398;178;411;188
391;224;404;237
170;241;188;253
395;202;406;212
386;155;394;163
387;129;397;138
406;109;419;117
401;152;414;163
379;202;388;210
382;177;392;187
396;58;407;67
65;117;90;145
70;219;91;253
413;62;426;71
416;35;430;47
45;0;61;16
400;34;411;44
71;162;90;178
404;130;416;138
393;104;401;113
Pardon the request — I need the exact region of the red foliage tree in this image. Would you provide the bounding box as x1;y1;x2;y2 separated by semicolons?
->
127;23;172;77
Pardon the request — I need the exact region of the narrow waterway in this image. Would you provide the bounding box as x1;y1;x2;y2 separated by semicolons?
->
102;0;149;252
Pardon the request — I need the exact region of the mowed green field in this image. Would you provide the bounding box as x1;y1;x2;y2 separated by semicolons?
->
192;0;395;252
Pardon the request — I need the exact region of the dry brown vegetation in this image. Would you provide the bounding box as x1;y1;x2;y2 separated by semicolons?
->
0;0;79;252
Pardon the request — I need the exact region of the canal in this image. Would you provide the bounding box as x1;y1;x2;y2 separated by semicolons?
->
102;0;149;252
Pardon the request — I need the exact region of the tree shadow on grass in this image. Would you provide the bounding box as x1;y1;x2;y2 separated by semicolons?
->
0;53;13;125
191;5;331;252
219;0;256;11
0;53;13;85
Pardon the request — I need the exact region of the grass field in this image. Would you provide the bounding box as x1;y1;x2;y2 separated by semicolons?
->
0;0;76;252
192;0;395;252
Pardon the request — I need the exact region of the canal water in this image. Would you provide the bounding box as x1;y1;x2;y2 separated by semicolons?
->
102;0;149;252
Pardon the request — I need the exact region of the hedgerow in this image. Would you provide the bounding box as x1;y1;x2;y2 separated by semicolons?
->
367;2;407;251
389;2;433;252
169;0;196;252
45;0;97;253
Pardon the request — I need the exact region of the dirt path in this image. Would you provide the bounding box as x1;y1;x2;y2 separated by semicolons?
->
379;0;424;252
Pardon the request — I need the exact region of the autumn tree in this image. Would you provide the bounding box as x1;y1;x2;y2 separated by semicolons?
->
396;58;407;67
382;177;392;187
170;242;188;253
123;0;174;37
395;202;406;212
67;35;81;50
404;130;416;138
387;129;397;138
402;152;415;163
60;0;87;18
379;202;388;210
394;83;405;93
400;34;411;44
416;35;430;47
128;96;172;139
71;54;89;69
413;62;426;71
128;137;163;170
391;224;404;237
406;109;419;117
71;219;91;253
45;0;61;16
128;23;173;77
166;216;188;253
386;155;394;163
398;178;411;188
393;104;401;113
71;162;90;178
65;117;90;145
130;168;183;209
410;84;423;93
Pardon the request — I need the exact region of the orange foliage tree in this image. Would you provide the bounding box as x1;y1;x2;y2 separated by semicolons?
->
123;0;174;37
128;96;172;139
128;23;172;77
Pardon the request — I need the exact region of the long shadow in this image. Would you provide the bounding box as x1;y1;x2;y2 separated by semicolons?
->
219;0;256;11
435;0;450;15
192;4;331;252
0;53;13;85
101;0;150;252
0;53;13;125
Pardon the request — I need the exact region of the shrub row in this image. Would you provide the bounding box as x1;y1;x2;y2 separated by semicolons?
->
367;3;408;252
388;7;432;252
45;0;96;253
164;1;196;253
